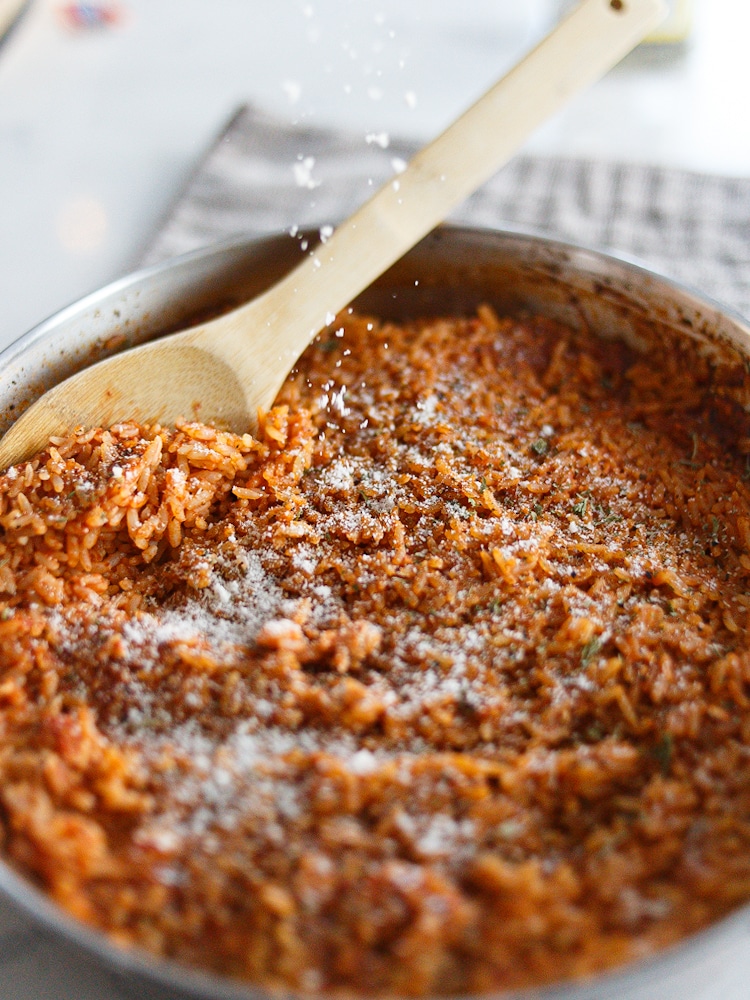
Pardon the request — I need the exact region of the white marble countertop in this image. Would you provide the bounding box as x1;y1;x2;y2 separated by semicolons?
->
2;1;750;997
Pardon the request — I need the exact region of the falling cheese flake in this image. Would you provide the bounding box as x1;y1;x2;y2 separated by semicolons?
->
293;156;321;190
366;132;390;149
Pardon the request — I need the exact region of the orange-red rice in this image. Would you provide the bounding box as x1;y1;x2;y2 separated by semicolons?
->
0;307;750;995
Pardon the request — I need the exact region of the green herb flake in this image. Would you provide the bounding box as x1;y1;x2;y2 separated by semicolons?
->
599;511;622;525
529;502;544;522
573;497;588;517
531;438;549;457
580;636;602;667
710;516;721;546
593;502;622;526
677;439;702;469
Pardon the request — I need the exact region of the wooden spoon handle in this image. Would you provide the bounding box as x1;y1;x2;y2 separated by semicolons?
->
221;0;666;383
0;0;665;470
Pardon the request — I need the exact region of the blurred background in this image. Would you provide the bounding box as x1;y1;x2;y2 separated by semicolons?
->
0;1;748;350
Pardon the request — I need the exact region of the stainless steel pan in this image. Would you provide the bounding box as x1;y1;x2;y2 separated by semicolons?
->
1;225;750;1000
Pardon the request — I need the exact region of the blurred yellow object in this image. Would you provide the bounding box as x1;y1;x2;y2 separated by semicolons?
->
645;0;691;42
0;0;27;42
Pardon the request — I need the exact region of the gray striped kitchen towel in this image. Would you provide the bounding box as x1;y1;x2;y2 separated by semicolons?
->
141;103;750;322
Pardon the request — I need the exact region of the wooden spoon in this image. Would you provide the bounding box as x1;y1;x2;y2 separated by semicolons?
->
0;0;664;468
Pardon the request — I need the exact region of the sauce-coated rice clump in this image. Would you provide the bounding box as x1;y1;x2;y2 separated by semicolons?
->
2;306;750;995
